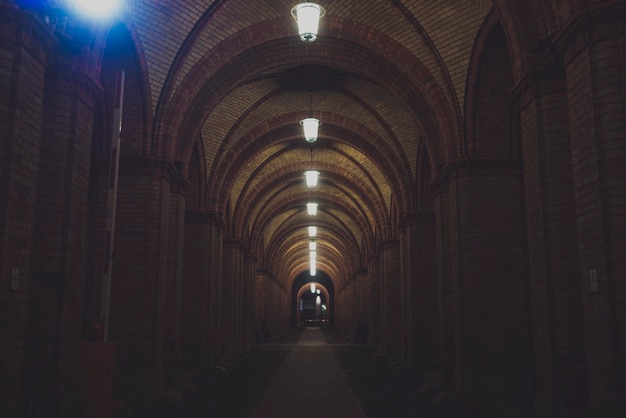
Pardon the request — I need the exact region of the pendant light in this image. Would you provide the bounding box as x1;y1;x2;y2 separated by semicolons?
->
300;91;320;143
291;3;325;42
306;202;318;215
304;147;319;188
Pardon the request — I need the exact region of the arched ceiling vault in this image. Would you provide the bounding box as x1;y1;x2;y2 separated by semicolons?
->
123;0;555;292
157;7;464;292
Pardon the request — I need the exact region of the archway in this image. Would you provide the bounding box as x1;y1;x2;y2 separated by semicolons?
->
291;271;334;328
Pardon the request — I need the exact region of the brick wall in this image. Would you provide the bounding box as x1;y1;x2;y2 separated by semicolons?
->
559;7;626;415
0;7;49;415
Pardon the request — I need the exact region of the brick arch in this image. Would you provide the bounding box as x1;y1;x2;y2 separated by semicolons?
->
241;167;379;233
185;139;205;210
210;113;405;217
492;0;556;81
157;22;460;171
247;184;377;261
271;227;356;288
416;143;436;211
465;15;515;158
98;21;154;156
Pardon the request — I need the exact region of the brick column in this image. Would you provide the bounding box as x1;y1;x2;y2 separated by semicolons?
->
356;268;369;340
380;239;401;359
108;157;175;399
0;6;49;415
433;177;456;388
400;212;438;372
162;174;187;377
26;62;100;415
344;279;357;338
443;158;531;403
221;239;244;361
255;269;270;342
181;210;221;369
515;56;585;417
557;6;626;416
242;254;256;352
368;255;381;348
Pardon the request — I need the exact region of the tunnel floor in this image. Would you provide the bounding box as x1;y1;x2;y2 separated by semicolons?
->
121;328;487;418
251;327;363;418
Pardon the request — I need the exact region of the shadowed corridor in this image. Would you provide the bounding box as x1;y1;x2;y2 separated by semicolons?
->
251;328;362;418
2;2;624;417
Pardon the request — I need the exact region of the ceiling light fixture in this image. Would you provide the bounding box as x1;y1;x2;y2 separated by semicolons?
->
300;91;320;143
304;170;319;187
300;117;320;143
306;202;318;215
310;282;316;293
308;226;317;237
291;2;325;42
309;241;317;251
304;147;319;187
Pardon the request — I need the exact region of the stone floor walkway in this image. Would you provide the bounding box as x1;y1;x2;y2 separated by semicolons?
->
251;328;364;418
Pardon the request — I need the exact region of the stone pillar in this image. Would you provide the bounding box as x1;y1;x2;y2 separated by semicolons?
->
557;6;626;416
221;239;244;360
442;158;531;403
108;157;174;399
242;254;256;352
380;239;401;359
368;255;381;348
0;6;50;415
27;62;100;415
255;270;270;342
400;212;438;372
433;177;456;388
181;211;222;369
356;268;369;341
515;53;585;417
162;174;187;382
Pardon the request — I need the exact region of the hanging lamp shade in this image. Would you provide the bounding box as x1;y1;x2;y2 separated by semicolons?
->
308;226;317;237
300;117;320;142
304;170;319;187
291;3;325;42
306;202;318;215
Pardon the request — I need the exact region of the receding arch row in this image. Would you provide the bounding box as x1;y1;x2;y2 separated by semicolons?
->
163;34;459;173
211;113;412;218
266;225;360;286
230;145;387;235
265;217;361;279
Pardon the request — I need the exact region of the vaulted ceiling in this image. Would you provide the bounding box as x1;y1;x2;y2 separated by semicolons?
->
100;0;541;290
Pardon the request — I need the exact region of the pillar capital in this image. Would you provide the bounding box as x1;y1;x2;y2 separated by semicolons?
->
118;156;178;180
512;40;566;110
377;238;399;253
398;211;435;231
430;174;450;197
184;210;225;228
554;4;626;67
224;238;246;253
440;158;522;181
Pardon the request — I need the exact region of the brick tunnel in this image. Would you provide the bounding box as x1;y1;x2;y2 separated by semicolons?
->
1;1;625;417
